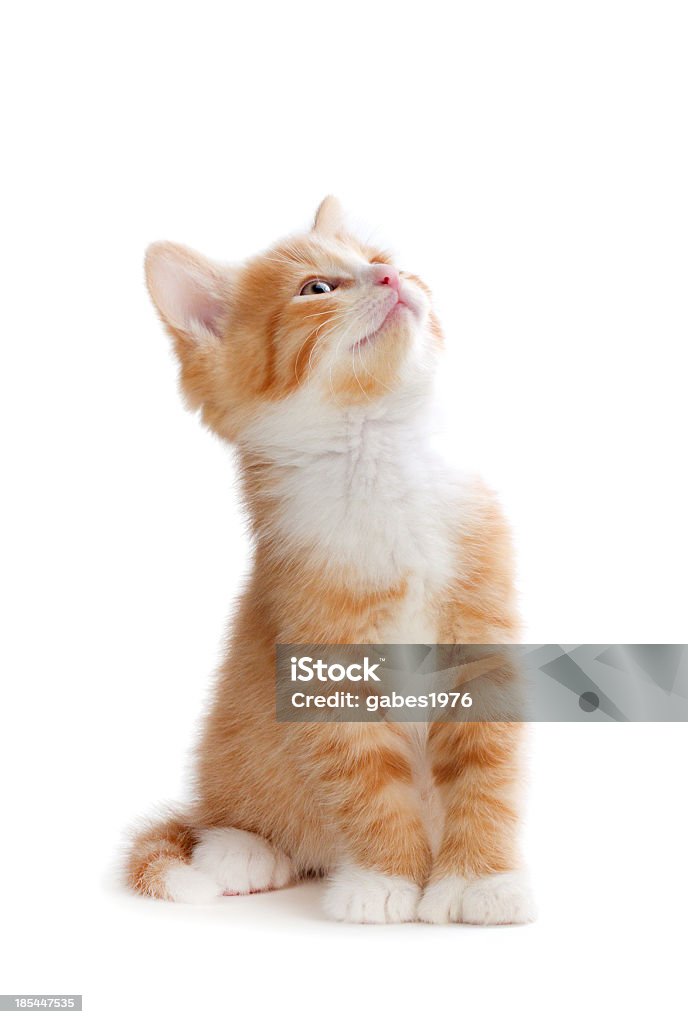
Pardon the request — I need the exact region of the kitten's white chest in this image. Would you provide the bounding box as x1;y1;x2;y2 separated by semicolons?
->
245;394;464;643
271;417;458;644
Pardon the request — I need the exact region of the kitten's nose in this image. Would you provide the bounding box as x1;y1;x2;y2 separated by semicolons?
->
374;266;401;293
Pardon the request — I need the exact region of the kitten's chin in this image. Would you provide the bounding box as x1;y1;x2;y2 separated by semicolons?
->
322;322;433;408
352;301;411;350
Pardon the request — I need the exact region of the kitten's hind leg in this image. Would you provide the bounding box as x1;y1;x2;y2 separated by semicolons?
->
190;827;294;898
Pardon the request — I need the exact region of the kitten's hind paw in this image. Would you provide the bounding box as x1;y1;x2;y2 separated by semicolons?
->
163;863;223;904
323;866;420;924
191;827;294;896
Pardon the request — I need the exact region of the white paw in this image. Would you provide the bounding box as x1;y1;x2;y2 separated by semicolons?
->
417;876;469;923
419;871;536;925
323;866;420;924
163;863;223;904
462;871;536;925
191;828;294;896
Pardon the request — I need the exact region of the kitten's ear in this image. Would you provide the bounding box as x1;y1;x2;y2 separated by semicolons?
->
312;195;346;237
145;242;234;345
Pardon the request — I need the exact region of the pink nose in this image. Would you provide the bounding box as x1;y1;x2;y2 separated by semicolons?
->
374;266;401;293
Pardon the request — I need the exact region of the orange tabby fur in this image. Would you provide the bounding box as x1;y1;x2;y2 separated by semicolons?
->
125;198;534;925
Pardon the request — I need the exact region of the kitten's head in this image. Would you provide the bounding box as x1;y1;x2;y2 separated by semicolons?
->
145;197;443;442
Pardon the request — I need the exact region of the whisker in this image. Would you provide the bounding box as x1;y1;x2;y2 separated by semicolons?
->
355;338;395;395
328;333;346;409
351;335;368;398
293;312;344;385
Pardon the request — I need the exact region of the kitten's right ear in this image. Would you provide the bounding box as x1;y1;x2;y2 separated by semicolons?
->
145;242;234;346
312;195;346;237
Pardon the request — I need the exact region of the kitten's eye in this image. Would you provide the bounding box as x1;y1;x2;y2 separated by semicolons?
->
300;280;336;296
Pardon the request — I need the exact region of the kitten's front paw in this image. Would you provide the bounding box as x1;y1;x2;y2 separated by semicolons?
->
417;876;469;924
462;871;536;925
418;871;536;925
323;866;420;924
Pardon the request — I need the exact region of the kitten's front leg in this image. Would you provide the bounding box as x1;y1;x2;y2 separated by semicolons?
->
308;724;431;923
418;721;536;925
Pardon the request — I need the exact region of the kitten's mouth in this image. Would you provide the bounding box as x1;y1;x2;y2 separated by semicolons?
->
352;300;409;349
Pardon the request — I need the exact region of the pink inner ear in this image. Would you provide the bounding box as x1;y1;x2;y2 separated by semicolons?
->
149;248;226;340
192;291;224;333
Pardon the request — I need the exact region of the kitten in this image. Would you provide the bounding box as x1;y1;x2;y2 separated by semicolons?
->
125;197;535;925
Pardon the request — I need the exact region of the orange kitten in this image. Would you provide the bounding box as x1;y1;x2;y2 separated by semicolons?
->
125;198;535;925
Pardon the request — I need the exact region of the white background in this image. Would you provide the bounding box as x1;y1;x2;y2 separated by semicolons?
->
1;2;686;1021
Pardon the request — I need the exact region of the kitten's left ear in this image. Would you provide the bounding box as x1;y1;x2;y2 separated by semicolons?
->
312;195;346;237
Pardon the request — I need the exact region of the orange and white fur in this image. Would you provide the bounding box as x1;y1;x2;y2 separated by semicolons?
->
125;198;535;925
